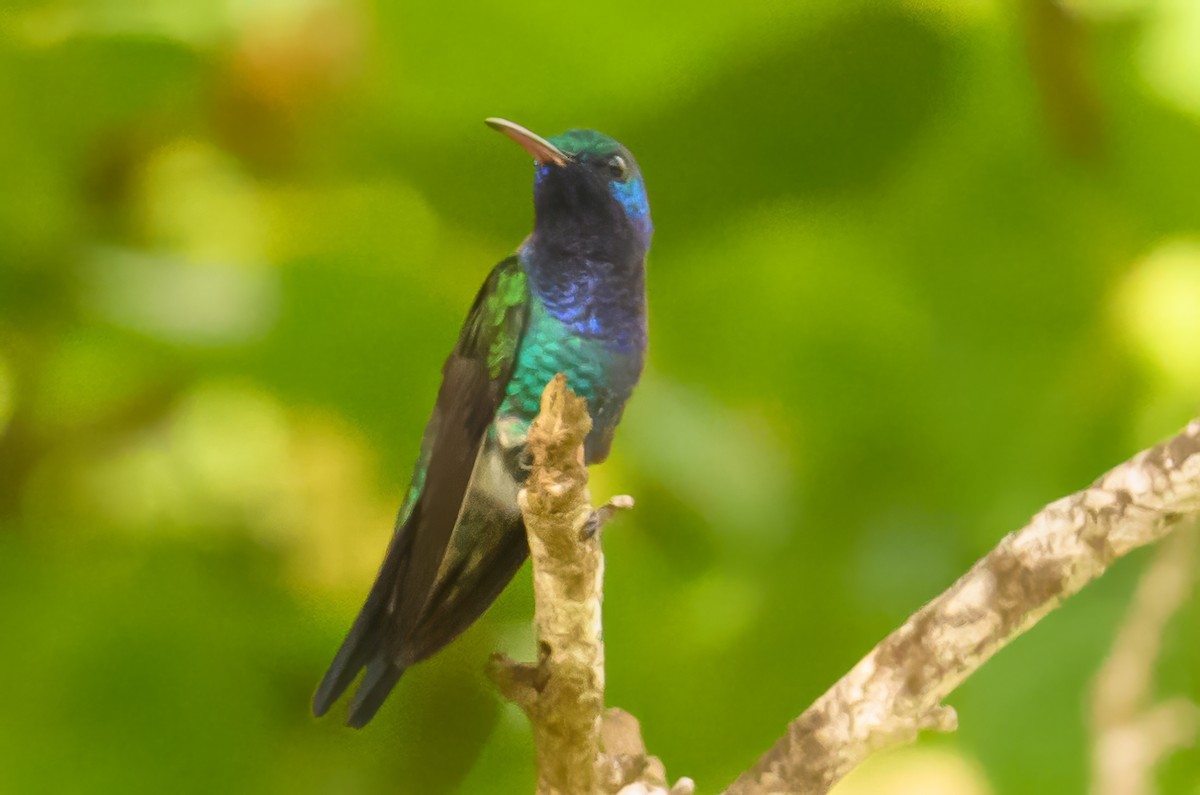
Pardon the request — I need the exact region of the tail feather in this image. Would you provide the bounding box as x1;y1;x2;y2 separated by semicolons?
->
311;600;383;718
346;659;407;729
312;525;412;720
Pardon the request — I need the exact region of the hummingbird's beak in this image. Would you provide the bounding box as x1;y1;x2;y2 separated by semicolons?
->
485;118;570;166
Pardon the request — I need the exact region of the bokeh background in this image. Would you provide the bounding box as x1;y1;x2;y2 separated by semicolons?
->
3;0;1199;792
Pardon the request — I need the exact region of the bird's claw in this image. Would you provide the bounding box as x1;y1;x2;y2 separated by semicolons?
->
582;495;635;539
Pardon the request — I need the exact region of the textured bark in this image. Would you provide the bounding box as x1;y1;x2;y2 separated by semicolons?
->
497;380;1200;795
724;420;1200;795
490;373;604;795
489;374;693;795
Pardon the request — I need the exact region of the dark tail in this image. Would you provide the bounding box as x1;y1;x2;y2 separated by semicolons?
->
312;526;412;725
345;659;406;728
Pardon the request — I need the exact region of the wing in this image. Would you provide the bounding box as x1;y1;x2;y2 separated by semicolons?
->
312;256;529;726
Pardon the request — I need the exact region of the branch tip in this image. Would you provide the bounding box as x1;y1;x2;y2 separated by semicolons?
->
486;653;544;710
671;778;697;795
922;705;958;733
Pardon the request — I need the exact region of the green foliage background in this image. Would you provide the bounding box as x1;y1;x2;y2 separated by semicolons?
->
2;0;1199;792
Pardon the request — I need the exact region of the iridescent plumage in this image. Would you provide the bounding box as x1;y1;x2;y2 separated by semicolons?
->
313;122;651;727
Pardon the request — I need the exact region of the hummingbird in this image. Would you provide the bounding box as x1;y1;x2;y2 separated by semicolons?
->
312;119;652;728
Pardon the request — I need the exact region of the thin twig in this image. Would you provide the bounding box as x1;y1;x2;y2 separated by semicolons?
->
1090;525;1199;795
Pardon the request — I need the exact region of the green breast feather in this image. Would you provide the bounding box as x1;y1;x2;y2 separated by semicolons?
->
499;301;611;421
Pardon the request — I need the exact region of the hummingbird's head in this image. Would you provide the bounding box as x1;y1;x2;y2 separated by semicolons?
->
486;118;652;254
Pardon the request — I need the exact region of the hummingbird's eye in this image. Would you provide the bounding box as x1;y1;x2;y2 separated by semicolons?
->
606;155;629;181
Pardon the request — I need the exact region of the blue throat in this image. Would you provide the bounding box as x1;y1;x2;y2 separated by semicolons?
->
519;240;647;355
522;150;651;355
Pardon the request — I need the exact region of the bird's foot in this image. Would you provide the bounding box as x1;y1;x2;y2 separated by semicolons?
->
582;494;635;539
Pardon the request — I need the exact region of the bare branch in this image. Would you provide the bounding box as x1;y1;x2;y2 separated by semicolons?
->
489;373;604;795
498;379;1199;794
1091;524;1199;795
490;374;690;795
724;419;1200;795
